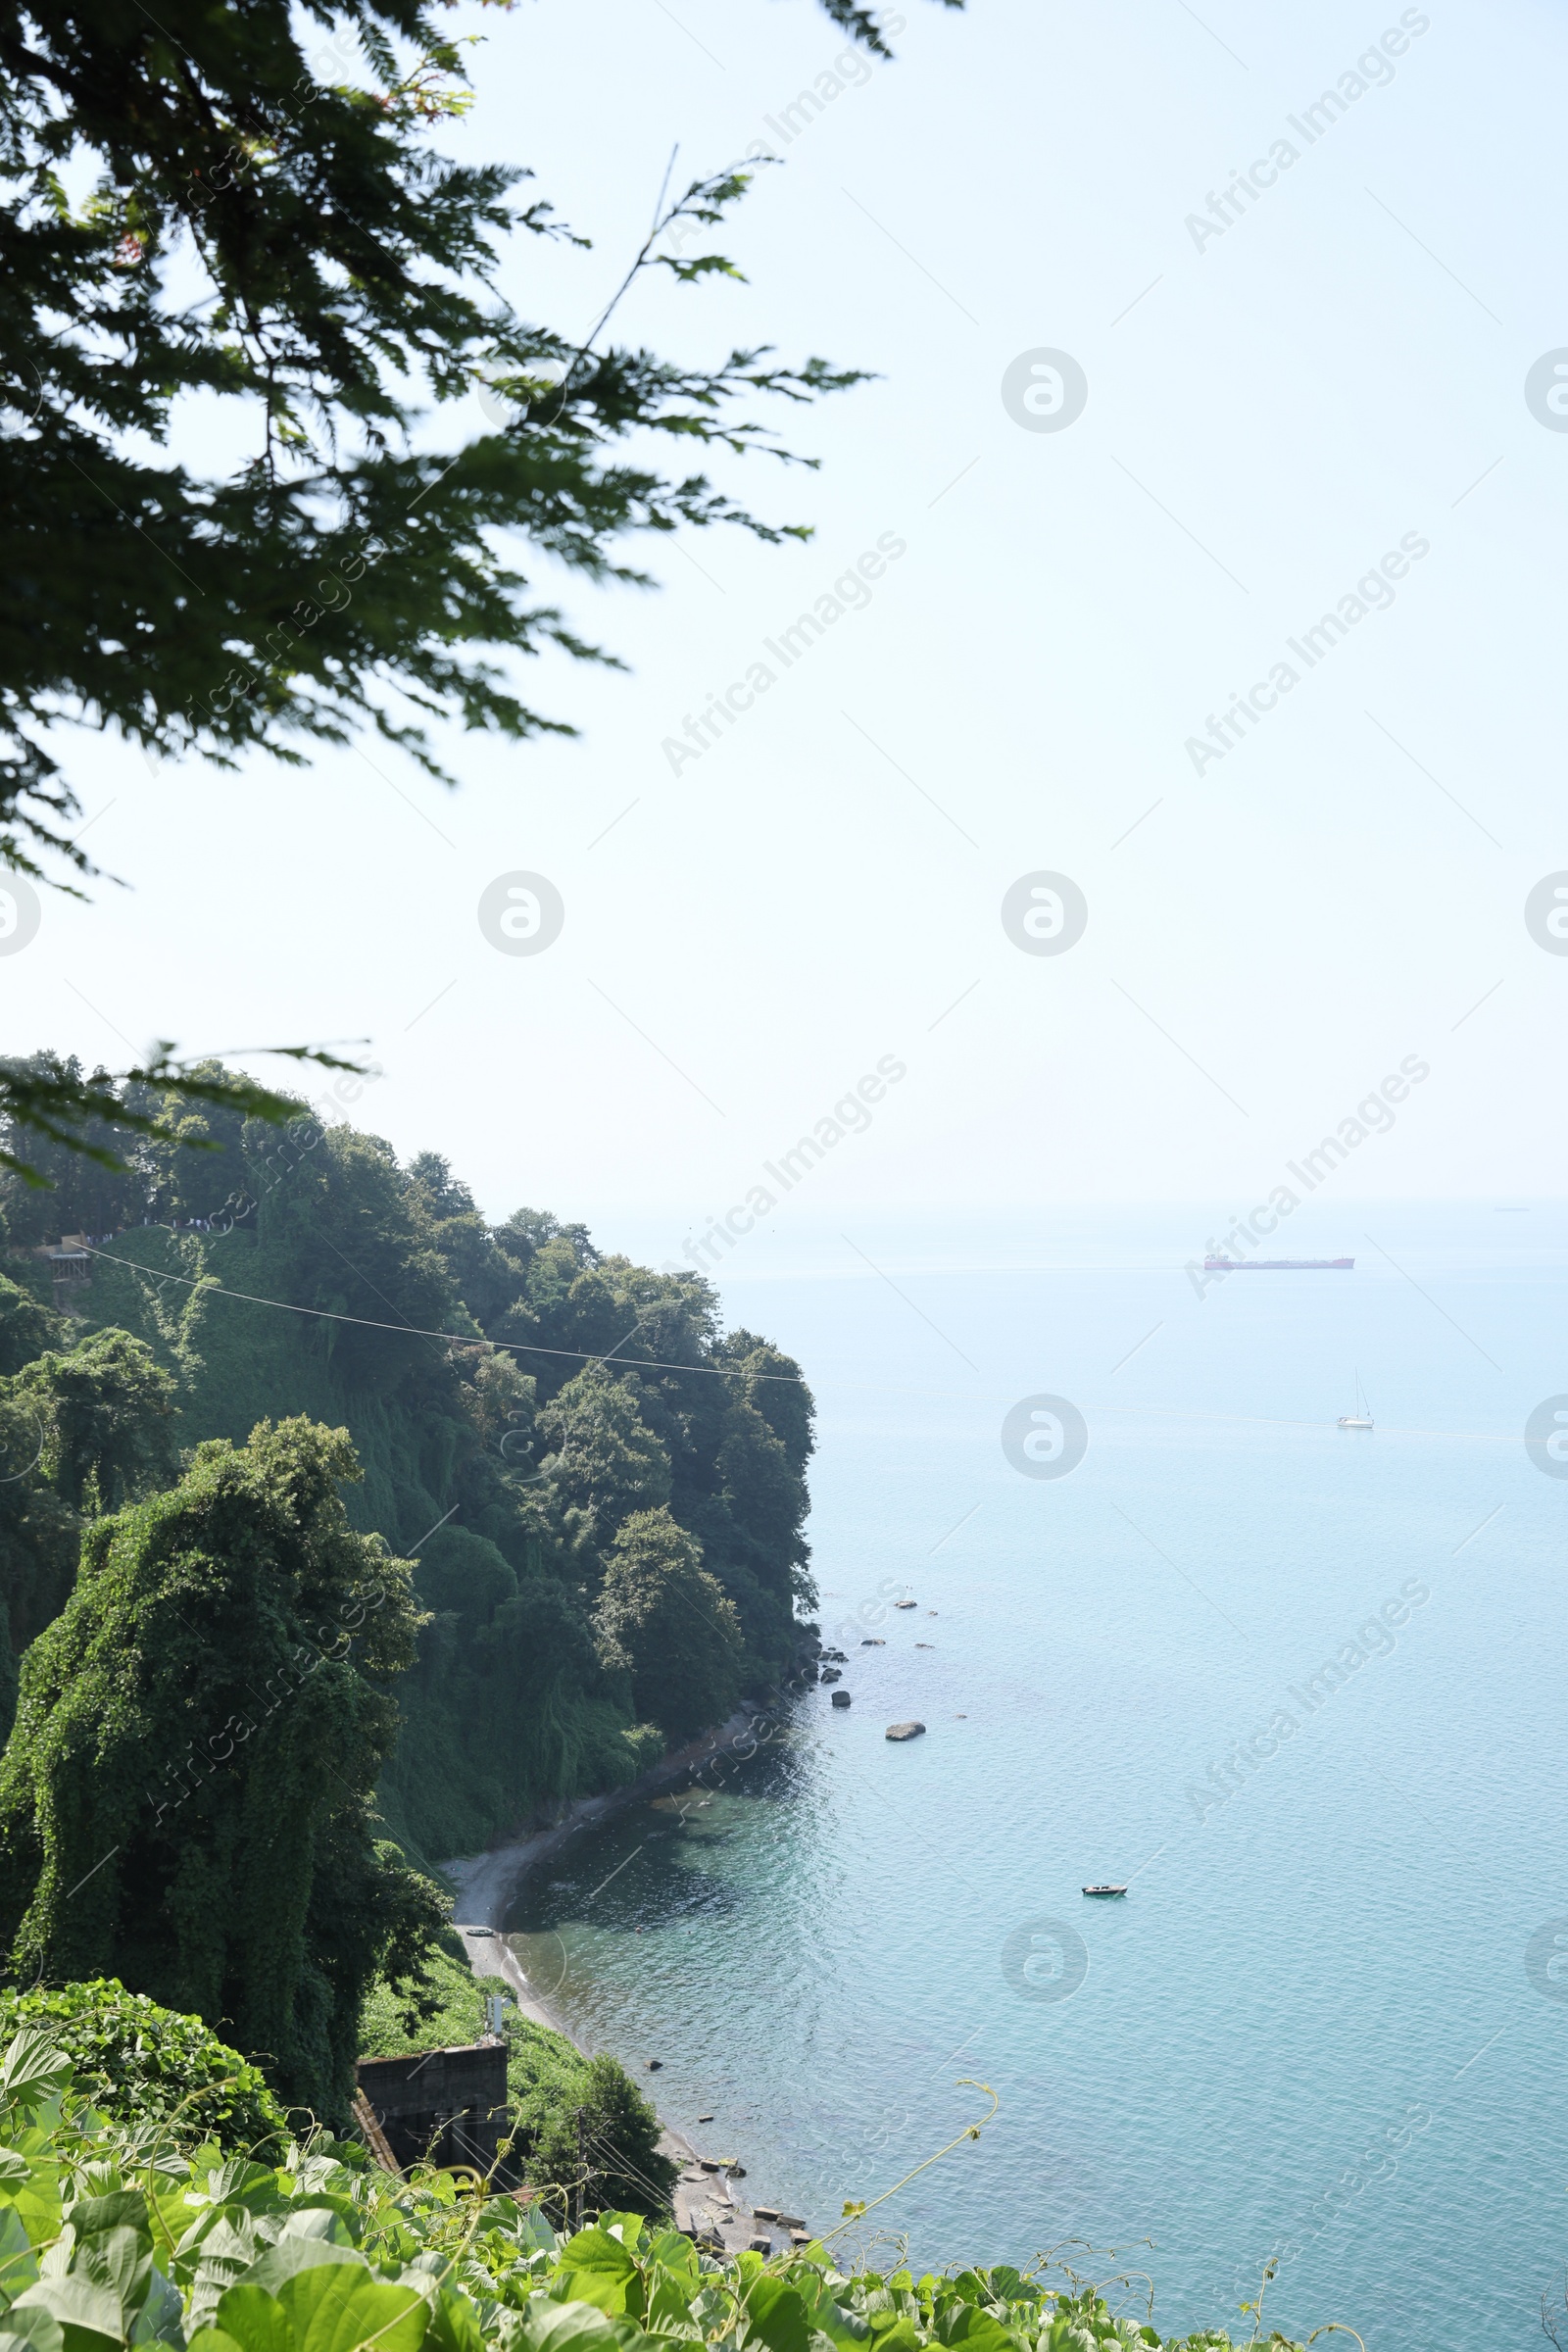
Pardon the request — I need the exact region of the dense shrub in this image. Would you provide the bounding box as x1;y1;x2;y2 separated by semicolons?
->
0;1977;285;2147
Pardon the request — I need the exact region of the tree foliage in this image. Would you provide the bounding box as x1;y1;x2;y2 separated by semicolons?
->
596;1508;742;1742
11;1326;175;1511
0;0;921;874
0;1046;371;1211
0;1415;444;2121
0;1308;177;1736
521;2050;677;2229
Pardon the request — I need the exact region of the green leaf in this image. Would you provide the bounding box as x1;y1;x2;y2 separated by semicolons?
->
0;2041;71;2116
70;2195;149;2245
558;2231;637;2278
274;2269;427;2352
943;2318;1017;2352
0;2197;37;2300
274;2212;354;2248
0;2304;63;2352
420;2289;483;2352
551;2233;638;2318
517;2302;623;2352
237;2244;362;2296
132;2266;184;2349
212;2284;294;2352
10;2167;59;2255
743;2280;810;2352
205;2166;278;2211
74;2224;153;2318
13;2273;124;2352
590;2221;645;2259
0;2155;30;2197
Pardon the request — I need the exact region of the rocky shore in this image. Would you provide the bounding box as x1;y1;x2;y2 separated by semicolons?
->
443;1695;818;2256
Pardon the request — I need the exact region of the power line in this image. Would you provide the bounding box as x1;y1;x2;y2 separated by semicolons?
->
77;1245;808;1387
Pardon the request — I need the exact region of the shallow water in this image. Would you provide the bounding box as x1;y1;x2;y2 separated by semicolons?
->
502;1205;1568;2347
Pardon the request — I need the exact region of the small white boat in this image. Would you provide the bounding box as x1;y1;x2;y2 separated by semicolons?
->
1337;1371;1373;1431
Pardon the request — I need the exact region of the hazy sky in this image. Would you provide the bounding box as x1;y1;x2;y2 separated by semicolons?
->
12;0;1568;1244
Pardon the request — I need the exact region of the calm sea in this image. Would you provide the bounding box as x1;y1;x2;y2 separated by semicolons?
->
501;1203;1568;2349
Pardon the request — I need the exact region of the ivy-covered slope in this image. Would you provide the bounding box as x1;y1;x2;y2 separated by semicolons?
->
0;1068;817;1865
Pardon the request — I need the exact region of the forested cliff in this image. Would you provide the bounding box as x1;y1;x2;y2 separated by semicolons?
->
0;1058;817;1873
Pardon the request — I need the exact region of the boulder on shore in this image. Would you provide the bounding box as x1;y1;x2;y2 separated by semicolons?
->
885;1720;926;1741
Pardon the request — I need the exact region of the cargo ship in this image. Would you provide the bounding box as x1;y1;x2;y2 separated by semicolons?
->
1203;1256;1353;1271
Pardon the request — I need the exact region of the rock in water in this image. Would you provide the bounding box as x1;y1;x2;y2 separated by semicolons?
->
831;1690;852;1708
885;1720;926;1740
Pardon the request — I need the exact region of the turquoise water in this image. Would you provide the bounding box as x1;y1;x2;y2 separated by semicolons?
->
503;1205;1568;2347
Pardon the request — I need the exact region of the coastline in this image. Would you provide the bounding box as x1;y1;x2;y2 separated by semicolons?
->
442;1701;813;2254
440;1700;760;1946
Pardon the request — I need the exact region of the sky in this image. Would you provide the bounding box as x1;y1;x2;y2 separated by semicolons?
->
10;0;1568;1249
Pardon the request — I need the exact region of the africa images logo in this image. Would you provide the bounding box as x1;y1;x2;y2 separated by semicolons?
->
477;872;565;956
1001;1917;1090;2003
1002;1395;1089;1480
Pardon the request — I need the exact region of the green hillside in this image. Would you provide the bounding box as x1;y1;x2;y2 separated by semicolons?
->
0;1063;817;1873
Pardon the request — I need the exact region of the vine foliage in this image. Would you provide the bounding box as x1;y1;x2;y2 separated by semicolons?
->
0;1415;444;2121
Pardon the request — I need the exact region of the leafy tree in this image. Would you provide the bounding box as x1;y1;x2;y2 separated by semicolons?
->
0;1266;59;1375
413;1522;516;1627
408;1155;519;1330
520;2048;677;2226
718;1331;817;1480
542;1366;672;1567
493;1208;598;1274
0;0;918;881
0;1389;76;1735
0;1047;359;1207
0;1321;177;1736
0;0;960;1174
595;1507;741;1742
0;1414;442;2121
258;1122;474;1390
11;1325;175;1511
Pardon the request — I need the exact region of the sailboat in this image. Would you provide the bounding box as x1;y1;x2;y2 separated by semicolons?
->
1337;1372;1373;1431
